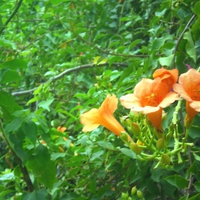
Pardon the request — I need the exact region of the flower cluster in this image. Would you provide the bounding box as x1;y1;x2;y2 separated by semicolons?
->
80;67;200;166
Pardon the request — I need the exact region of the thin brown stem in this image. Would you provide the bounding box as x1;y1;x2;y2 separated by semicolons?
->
11;62;128;96
0;119;34;192
0;0;23;35
172;14;196;68
186;146;194;200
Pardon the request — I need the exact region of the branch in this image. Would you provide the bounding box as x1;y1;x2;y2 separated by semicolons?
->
172;14;196;68
12;62;128;96
70;26;150;58
0;119;34;192
0;0;23;35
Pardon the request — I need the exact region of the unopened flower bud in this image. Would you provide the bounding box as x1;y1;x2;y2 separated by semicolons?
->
120;132;129;143
129;142;142;154
137;139;144;146
156;138;165;150
108;83;112;88
131;186;137;196
129;111;140;120
131;122;140;136
94;83;100;88
161;154;170;165
95;76;101;80
137;190;143;199
121;192;129;199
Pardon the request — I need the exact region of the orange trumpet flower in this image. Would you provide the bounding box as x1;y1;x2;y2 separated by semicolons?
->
80;95;125;136
120;78;179;131
153;68;178;91
173;68;200;126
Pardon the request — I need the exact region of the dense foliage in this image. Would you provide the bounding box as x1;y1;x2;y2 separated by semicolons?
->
1;0;200;199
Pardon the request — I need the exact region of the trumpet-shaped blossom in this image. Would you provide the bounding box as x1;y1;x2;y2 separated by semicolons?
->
173;68;200;125
80;95;125;136
120;78;179;131
153;68;178;91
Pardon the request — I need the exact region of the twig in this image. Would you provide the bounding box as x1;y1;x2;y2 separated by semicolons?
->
186;146;194;199
0;0;23;35
12;62;128;96
172;14;196;68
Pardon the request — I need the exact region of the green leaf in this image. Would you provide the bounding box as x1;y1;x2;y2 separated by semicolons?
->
97;141;114;149
179;195;189;200
129;39;142;50
0;170;14;181
0;69;21;83
22;189;48;200
189;193;200;200
183;31;197;62
89;179;96;194
0;59;27;70
27;145;57;189
194;181;200;192
0;91;22;114
38;97;54;111
164;174;188;189
193;153;200;162
158;54;174;66
22;121;38;144
0;15;3;28
120;148;136;159
5;117;24;133
51;152;66;160
193;1;200;15
90;150;104;161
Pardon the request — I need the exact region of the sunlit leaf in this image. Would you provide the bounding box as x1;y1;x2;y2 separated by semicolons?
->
38;97;54;111
0;59;27;70
183;31;197;62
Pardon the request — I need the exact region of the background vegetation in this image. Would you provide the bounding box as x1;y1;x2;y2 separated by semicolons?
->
0;0;200;199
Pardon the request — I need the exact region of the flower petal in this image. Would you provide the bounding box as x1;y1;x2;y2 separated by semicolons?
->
80;95;125;136
147;108;163;131
132;106;159;114
80;108;101;132
120;94;141;109
99;94;118;114
159;92;179;108
179;69;200;99
190;101;200;112
173;83;192;101
153;68;178;83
